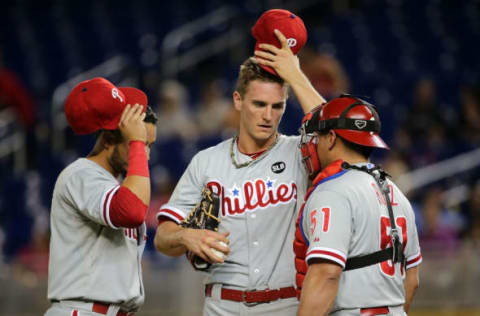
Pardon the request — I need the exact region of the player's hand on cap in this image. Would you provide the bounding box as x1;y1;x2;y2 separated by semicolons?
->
181;229;230;263
118;104;147;143
254;29;302;83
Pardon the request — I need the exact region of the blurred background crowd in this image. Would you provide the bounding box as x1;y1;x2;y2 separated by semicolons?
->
0;0;479;315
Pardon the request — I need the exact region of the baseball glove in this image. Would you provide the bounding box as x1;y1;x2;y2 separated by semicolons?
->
181;186;221;271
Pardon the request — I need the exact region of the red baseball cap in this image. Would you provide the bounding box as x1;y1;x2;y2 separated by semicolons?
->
64;77;148;135
252;9;307;75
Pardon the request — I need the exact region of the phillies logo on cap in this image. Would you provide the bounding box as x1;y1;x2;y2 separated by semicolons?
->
287;38;297;47
64;77;148;135
111;88;124;102
252;9;307;75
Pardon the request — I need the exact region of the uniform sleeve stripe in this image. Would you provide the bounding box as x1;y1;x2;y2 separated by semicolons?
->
306;248;347;268
407;252;422;262
157;207;185;224
158;205;187;219
308;247;346;258
103;185;120;229
101;186;115;226
306;252;346;268
406;253;422;269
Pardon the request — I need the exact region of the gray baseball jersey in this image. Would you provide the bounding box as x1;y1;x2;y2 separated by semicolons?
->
47;158;146;312
158;135;308;290
299;162;422;312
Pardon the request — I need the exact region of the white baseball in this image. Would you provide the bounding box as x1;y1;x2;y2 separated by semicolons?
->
211;241;228;260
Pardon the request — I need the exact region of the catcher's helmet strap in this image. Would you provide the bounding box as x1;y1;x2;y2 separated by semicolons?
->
318;117;380;133
339;100;381;131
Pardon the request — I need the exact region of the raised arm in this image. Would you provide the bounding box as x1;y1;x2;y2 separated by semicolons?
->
254;29;326;113
119;104;151;205
106;104;152;228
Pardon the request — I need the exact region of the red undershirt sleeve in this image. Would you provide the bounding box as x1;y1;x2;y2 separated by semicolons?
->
109;186;148;228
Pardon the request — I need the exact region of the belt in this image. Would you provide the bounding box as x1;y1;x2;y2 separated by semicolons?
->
92;302;134;316
360;306;390;316
51;300;134;316
205;284;296;304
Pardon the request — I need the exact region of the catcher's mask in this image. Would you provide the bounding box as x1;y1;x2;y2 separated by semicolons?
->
299;106;322;179
299;94;389;178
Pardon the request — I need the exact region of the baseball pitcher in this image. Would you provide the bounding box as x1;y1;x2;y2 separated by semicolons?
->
154;10;327;316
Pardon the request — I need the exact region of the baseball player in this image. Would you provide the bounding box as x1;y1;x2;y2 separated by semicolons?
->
154;10;326;316
294;96;422;316
45;77;157;316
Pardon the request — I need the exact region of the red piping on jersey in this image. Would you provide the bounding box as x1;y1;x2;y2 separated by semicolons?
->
293;159;346;299
109;186;148;228
158;208;184;223
246;150;266;160
236;137;267;160
406;253;422;268
103;186;118;227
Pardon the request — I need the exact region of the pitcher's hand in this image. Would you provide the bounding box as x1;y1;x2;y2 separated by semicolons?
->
254;29;301;82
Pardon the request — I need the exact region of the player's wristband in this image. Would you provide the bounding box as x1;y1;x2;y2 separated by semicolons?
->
126;140;149;178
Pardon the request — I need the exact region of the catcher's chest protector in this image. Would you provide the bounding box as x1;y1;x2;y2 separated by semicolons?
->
293;209;308;299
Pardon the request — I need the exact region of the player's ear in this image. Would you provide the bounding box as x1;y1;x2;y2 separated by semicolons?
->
327;130;337;150
233;91;242;111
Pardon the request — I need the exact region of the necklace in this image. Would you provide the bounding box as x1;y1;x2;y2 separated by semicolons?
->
230;135;279;169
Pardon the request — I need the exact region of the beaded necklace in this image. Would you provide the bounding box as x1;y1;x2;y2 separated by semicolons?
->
230;134;279;169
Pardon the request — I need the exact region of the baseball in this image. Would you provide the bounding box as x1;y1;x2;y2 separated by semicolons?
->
211;241;228;260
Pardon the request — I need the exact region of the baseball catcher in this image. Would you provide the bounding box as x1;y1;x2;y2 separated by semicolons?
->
181;187;223;270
